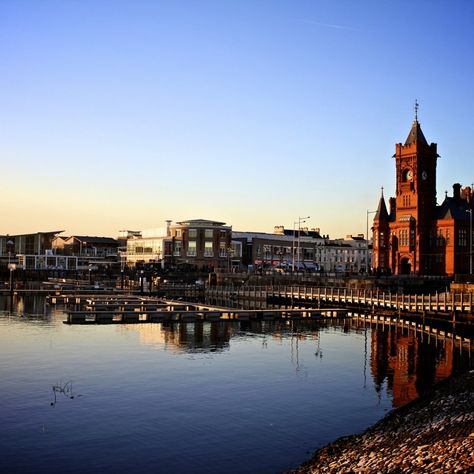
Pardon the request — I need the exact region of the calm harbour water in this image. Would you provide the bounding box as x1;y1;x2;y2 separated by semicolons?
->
0;296;472;474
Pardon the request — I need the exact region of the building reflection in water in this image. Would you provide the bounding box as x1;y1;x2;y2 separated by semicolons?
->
369;324;458;407
129;318;471;408
128;321;234;354
127;319;325;355
2;295;471;409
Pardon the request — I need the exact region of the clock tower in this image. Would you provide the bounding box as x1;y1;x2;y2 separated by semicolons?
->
394;107;438;226
373;104;439;274
373;105;472;276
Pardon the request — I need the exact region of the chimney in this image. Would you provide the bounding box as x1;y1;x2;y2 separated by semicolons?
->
453;183;461;202
462;186;472;204
166;220;172;236
389;197;396;218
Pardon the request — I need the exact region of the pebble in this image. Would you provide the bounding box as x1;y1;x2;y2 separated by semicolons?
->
287;370;474;474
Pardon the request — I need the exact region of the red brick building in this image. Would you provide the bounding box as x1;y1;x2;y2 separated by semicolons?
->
372;114;473;276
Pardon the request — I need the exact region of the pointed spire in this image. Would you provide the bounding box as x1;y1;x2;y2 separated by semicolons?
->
374;189;389;221
405;101;428;146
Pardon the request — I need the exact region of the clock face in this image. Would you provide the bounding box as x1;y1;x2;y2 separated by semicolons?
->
422;171;428;180
406;170;413;181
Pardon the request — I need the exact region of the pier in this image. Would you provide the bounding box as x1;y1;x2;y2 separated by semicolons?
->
46;293;348;324
208;285;474;315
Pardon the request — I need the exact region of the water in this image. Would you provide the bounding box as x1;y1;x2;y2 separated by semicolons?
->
0;296;472;474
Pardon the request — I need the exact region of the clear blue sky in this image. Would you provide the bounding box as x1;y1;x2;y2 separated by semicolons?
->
1;0;473;238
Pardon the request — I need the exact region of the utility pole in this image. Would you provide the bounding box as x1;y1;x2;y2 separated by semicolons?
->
366;210;376;273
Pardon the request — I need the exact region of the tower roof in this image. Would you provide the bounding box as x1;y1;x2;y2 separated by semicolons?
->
404;120;428;146
374;194;389;221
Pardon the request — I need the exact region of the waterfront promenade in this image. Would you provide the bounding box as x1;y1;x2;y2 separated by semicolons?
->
209;285;474;315
288;369;474;473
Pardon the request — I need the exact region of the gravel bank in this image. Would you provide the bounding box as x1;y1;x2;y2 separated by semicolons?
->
288;370;474;473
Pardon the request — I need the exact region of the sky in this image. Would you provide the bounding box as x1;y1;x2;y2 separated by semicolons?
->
1;0;473;238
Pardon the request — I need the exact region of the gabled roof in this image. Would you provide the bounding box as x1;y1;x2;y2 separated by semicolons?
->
405;120;428;146
436;197;473;221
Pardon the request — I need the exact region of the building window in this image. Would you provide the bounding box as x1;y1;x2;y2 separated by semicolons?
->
204;241;213;257
458;229;467;246
399;229;409;247
188;229;197;238
205;229;213;240
187;241;196;257
174;241;182;256
436;229;444;247
219;243;226;257
176;229;182;238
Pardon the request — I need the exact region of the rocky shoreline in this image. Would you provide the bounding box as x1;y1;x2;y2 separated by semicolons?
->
288;370;474;473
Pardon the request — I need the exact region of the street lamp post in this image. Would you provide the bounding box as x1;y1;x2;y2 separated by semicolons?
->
6;239;14;297
467;209;473;276
292;216;310;272
366;210;376;274
227;246;234;273
120;252;125;290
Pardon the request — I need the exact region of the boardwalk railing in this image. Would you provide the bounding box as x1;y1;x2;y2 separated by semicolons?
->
207;286;474;314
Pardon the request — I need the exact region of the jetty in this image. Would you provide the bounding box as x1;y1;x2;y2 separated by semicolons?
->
208;285;474;315
48;294;348;324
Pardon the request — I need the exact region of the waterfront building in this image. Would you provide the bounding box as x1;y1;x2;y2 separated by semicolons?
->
163;219;233;271
0;231;62;268
372;110;473;275
0;232;119;271
232;226;325;270
124;227;167;267
124;219;236;271
232;227;371;273
0;231;61;258
331;234;371;273
52;235;119;258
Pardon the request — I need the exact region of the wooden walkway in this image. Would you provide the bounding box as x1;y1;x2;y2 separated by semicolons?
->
8;285;474;315
55;294;348;324
208;286;474;314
